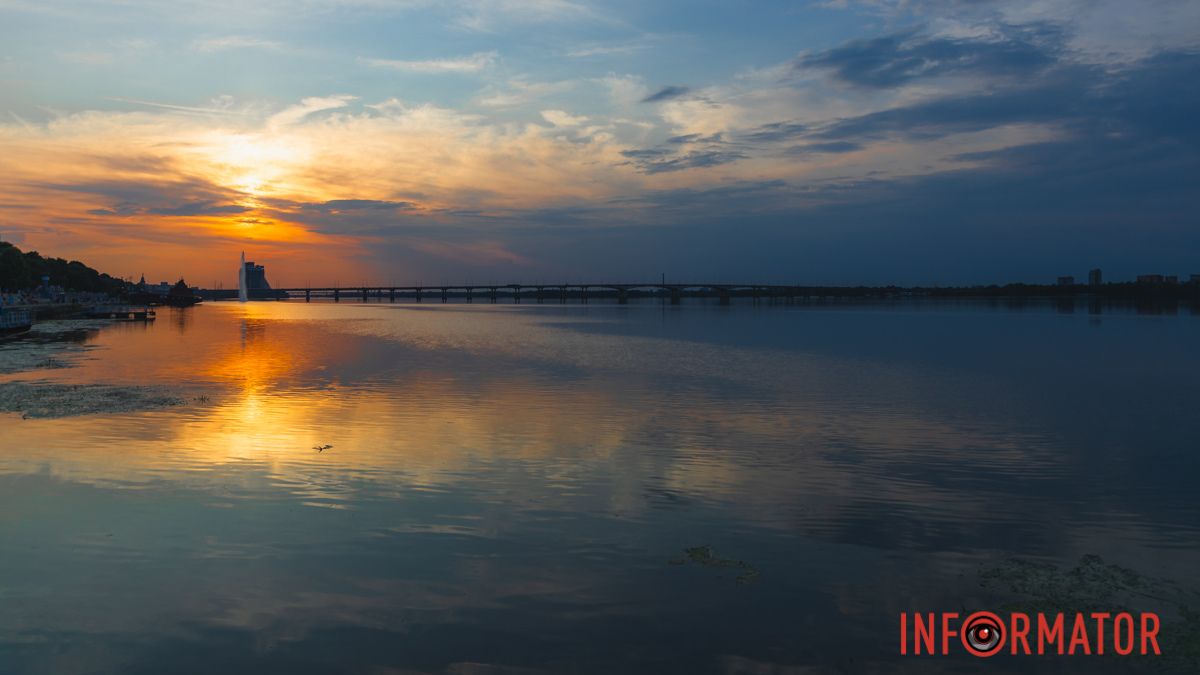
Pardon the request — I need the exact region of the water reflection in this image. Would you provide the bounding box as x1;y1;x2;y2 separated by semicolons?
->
2;302;1199;674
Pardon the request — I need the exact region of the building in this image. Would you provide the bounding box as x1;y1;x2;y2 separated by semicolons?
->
242;260;272;290
1137;274;1165;284
1088;268;1102;287
1190;274;1200;284
1057;276;1075;286
136;274;172;296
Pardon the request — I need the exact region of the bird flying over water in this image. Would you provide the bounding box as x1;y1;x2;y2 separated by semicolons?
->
313;444;333;452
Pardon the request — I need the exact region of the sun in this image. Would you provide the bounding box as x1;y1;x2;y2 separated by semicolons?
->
202;131;307;203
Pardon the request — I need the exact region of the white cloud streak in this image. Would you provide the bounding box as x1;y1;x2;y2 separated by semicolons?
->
361;51;498;73
192;36;284;53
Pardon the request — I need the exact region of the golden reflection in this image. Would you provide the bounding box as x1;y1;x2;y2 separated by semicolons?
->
0;304;1066;532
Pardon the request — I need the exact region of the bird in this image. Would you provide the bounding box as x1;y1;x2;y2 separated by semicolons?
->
313;444;333;452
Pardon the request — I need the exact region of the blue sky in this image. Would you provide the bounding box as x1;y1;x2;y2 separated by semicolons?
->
0;0;1197;286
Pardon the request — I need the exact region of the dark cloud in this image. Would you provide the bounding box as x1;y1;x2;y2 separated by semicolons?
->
621;148;744;174
34;175;252;221
33;177;239;207
641;85;691;103
740;122;808;143
300;199;415;213
148;201;248;216
785;141;863;155
526;47;1199;284
812;50;1200;145
797;24;1060;88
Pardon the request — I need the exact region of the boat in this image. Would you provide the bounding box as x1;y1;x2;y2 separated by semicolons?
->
0;306;32;336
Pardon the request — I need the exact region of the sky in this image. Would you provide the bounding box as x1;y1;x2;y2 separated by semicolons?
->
0;0;1197;287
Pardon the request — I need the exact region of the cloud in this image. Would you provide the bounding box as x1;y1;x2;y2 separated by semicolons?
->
2;8;1198;286
300;199;415;213
109;97;246;117
451;0;597;32
192;36;283;53
797;24;1061;88
739;121;808;143
475;79;575;107
267;95;356;128
598;73;649;108
567;41;652;58
361;51;497;74
621;148;744;174
540;110;588;127
787;141;862;155
148;201;249;216
640;85;691;103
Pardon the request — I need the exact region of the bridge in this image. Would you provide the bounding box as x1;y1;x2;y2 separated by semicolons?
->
209;283;828;305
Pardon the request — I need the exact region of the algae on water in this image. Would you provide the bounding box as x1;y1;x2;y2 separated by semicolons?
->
669;545;760;584
981;554;1200;672
0;381;194;418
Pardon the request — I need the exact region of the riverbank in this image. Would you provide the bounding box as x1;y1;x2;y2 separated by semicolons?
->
0;318;208;418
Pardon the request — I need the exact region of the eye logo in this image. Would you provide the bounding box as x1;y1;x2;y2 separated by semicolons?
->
962;612;1005;657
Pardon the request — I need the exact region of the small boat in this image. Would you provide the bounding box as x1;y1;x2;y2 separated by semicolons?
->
0;306;32;336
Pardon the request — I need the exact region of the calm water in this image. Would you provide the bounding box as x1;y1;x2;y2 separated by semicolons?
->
1;301;1198;674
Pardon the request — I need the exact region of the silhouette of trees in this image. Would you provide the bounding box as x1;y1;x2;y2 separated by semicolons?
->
0;242;127;294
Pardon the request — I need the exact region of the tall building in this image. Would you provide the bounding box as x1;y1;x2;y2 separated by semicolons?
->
242;260;271;290
1088;268;1102;286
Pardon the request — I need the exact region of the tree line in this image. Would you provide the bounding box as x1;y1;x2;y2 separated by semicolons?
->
0;242;127;295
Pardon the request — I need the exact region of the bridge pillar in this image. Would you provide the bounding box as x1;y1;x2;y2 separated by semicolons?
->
581;286;588;303
415;289;421;303
513;287;521;303
536;287;544;303
441;288;448;303
670;287;682;305
389;288;395;302
305;289;311;302
490;287;497;303
617;288;628;304
334;289;340;302
718;288;731;305
466;288;473;303
559;286;567;303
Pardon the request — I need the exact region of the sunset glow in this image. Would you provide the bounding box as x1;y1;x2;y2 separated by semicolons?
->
1;1;1198;285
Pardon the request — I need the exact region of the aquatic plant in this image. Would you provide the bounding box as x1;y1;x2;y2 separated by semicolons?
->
669;545;760;584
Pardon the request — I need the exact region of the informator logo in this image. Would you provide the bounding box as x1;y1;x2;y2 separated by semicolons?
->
899;611;1162;658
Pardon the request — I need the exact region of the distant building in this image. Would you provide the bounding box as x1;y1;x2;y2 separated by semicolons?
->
135;274;172;296
1137;274;1165;284
1088;268;1102;286
1165;275;1179;284
1057;276;1075;286
242;260;272;290
1190;274;1200;284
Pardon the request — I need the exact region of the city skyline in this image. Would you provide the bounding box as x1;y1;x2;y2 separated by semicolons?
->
1;0;1197;287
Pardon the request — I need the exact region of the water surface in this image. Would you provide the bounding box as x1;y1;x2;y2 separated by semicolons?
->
2;301;1198;674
